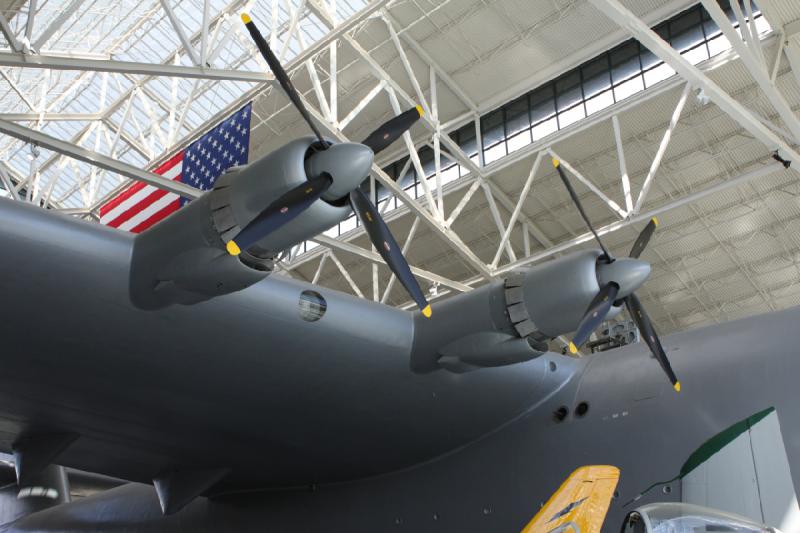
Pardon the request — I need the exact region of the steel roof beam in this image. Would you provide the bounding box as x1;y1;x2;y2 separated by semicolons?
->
0;0;252;189
32;0;87;51
0;118;200;198
0;13;22;53
548;148;627;218
300;94;492;279
380;11;477;114
632;82;691;215
612;115;633;213
320;10;555;257
587;0;800;164
312;234;472;293
699;0;800;144
159;0;202;66
165;0;390;158
327;250;365;298
25;0;36;44
0;162;19;200
412;157;786;312
495;162;784;275
0;51;269;82
429;35;779;212
287;33;780;273
490;151;543;269
81;0;390;214
0;70;36;110
0;112;102;121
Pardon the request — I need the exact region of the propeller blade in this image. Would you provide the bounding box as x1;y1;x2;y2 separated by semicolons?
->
241;13;326;146
552;158;612;261
569;282;619;354
226;174;332;256
624;293;681;392
629;217;659;259
361;106;424;155
349;187;431;318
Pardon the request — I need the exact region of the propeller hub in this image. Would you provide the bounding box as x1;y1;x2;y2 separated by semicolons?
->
596;258;651;300
304;142;374;202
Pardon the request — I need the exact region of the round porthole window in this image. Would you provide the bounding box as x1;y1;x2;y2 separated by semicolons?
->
299;290;327;322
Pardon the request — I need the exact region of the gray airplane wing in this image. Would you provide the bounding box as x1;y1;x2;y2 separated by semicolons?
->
0;198;579;503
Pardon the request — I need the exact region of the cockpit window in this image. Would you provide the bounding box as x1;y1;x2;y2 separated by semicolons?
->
623;512;646;533
633;503;776;533
650;516;769;532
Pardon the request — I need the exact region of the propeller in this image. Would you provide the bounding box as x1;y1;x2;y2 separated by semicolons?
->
552;158;679;392
241;13;326;146
628;217;658;259
225;174;332;256
228;13;430;316
553;158;612;261
349;187;430;317
361;106;424;155
624;293;680;392
569;282;619;353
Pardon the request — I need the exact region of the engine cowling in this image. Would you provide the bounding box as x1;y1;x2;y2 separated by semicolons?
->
506;249;616;341
129;137;355;309
209;136;354;256
414;249;649;373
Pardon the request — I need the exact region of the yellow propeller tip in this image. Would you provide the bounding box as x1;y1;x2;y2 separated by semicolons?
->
421;305;432;318
673;381;681;393
552;157;560;168
568;342;578;354
415;105;424;117
226;240;241;256
241;13;252;23
652;216;660;227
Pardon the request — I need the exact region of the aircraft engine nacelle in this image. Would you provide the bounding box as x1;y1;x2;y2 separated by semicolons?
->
507;249;623;341
209;136;353;256
130;137;353;310
418;250;627;373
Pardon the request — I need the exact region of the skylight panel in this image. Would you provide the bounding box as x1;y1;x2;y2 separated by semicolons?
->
0;0;369;210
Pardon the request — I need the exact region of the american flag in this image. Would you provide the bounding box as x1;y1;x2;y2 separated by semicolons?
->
100;103;252;233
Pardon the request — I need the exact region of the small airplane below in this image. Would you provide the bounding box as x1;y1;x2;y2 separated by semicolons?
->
521;466;779;533
0;12;796;533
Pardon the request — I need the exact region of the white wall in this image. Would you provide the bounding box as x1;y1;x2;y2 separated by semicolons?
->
681;411;800;531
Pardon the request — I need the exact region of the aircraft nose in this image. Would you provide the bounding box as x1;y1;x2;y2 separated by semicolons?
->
596;258;651;299
305;142;374;201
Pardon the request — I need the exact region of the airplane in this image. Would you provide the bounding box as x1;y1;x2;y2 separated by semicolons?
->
621;502;782;533
519;466;780;533
520;465;620;533
0;12;796;533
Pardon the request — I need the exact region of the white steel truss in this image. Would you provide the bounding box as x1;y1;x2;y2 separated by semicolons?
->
0;0;798;333
278;17;796;310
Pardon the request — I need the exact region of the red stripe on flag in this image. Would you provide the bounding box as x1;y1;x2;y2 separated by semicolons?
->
130;199;181;234
106;188;170;229
99;180;146;217
154;151;185;175
99;151;184;217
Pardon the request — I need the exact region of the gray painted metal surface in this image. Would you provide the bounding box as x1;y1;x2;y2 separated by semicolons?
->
0;198;576;490
0;197;798;531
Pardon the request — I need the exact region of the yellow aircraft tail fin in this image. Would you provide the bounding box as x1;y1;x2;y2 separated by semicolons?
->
520;465;620;533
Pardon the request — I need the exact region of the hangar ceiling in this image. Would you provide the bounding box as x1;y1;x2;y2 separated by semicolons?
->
1;0;799;341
